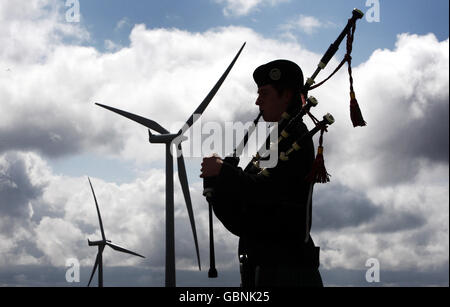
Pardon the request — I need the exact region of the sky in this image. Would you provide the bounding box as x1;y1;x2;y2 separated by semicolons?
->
0;0;448;287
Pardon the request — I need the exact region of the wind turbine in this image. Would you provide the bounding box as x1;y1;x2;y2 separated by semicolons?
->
86;177;145;287
95;43;245;287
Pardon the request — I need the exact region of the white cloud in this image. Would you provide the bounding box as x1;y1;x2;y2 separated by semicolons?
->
0;0;89;64
280;14;337;35
104;39;123;52
35;217;86;266
0;151;209;270
283;15;320;34
297;15;322;34
315;161;449;272
115;17;131;31
0;21;323;164
215;0;289;17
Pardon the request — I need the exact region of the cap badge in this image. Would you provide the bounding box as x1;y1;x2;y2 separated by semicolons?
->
269;68;281;81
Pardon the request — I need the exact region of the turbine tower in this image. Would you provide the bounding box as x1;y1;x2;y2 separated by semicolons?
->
95;43;245;287
87;177;145;287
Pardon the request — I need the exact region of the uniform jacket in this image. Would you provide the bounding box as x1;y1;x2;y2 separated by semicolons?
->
211;117;318;269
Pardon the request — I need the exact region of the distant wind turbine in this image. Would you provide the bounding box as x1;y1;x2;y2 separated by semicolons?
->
95;42;246;287
87;177;145;287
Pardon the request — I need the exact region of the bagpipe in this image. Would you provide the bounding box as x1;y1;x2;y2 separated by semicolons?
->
203;8;366;278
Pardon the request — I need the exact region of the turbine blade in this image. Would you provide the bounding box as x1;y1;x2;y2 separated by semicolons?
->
178;42;246;135
87;252;100;287
176;145;201;271
95;103;170;135
106;242;145;258
88;177;106;241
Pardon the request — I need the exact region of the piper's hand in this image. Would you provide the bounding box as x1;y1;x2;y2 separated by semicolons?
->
200;154;223;178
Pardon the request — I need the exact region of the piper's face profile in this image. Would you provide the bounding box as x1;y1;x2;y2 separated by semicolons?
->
255;84;291;122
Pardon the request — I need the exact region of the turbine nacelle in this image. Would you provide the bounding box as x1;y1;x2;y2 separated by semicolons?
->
88;239;111;246
147;130;188;145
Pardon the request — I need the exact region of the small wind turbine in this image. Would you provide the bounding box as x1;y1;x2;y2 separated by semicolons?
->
95;43;245;287
86;177;145;287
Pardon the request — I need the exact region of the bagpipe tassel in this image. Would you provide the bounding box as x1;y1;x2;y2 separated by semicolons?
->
350;90;366;127
306;145;331;184
346;19;367;128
